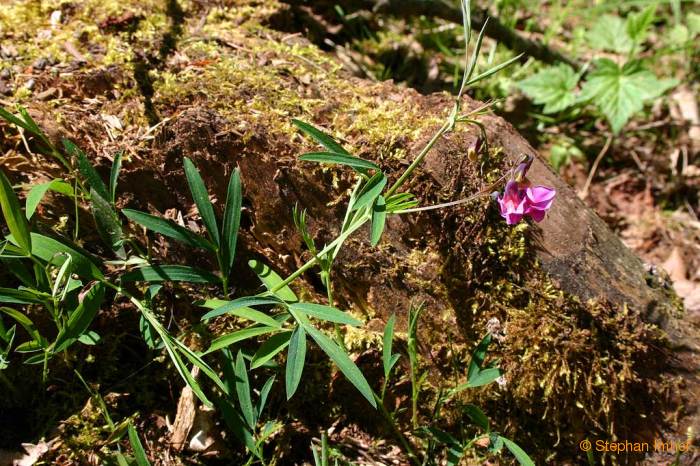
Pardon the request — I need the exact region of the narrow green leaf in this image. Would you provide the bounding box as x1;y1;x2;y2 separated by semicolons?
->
501;437;535;466
248;259;298;303
292;310;376;407
122;209;214;251
64;139;110;200
299;152;378;176
128;424;152;466
258;375;276;418
221;168;242;277
0;307;44;345
292;119;350;155
120;265;219;284
18;233;103;280
0;107;34;133
25;179;74;219
109;151;123;204
251;331;292;369
353;173;387;212
370;195;387;246
468;333;492;381
0;170;31;255
183;158;220;246
201;297;282;327
90;188;123;251
235;351;256;428
0;288;42;305
285;325;306;399
170;337;227;394
54;282;105;353
382;314;396;377
205;325;280;354
290;303;361;326
464;403;489;431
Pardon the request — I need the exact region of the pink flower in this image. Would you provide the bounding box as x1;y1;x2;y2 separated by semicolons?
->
497;181;527;225
496;181;556;225
524;186;556;222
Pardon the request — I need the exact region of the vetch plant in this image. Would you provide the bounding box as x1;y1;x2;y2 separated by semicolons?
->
0;0;540;463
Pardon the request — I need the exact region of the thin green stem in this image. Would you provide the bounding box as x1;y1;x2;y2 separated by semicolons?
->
385;121;451;198
373;391;422;466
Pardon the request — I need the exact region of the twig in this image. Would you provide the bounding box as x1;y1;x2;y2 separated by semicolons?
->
579;134;613;200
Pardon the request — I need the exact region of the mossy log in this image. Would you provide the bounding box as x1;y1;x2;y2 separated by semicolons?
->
0;0;698;464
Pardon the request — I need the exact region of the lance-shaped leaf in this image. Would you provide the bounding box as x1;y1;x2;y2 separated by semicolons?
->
183;158;220;246
221;168;242;277
204;325;281;354
291;309;376;407
292;119;350;155
128;424;152;466
248;259;298;303
120;265;220;284
251;331;292;368
63;139;110;200
109;151;122;204
501;437;535;466
0;170;31;255
235;351;256;428
200;296;282;326
299;152;378;176
15;233;103;280
53;282;105;353
289;303;361;326
122;209;214;251
90;188;123;251
353;172;387;212
25;179;74;219
370;195;387;246
285;325;306;399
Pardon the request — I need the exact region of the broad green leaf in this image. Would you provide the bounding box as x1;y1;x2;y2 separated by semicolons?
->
78;330;100;345
128;424;152;466
353;173;387;211
517;64;579;114
183;158;219;246
248;259;298;303
579;59;678;133
120;265;220;284
626;4;657;44
122;209;214;251
90;188;123;251
25;179;74;219
54;282;105;352
221;168;242;277
235;351;256;428
109;151;122;204
201;297;282;327
587;15;633;53
299;152;379;176
464;403;489;431
292;310;376;407
0;288;42;305
370;195;386;246
285;325;306;399
0;170;31;255
292;119;350;155
204;325;280;354
64;139;110;200
501;437;535;466
20;233;103;280
289;303;361;326
251;331;292;369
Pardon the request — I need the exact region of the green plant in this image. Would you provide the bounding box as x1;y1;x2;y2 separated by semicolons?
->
517;4;679;134
0;0;536;463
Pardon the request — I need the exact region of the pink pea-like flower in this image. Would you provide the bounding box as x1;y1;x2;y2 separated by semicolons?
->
495;157;556;224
